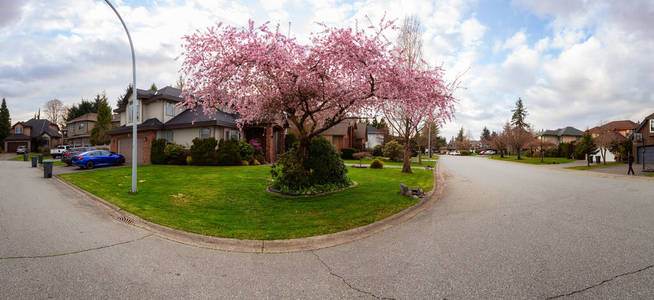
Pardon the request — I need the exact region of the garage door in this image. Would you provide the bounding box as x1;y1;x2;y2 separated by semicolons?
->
118;137;145;164
637;146;654;164
6;141;28;153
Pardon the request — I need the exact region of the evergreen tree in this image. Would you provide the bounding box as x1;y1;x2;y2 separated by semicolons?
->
456;127;464;142
576;133;598;167
150;83;158;91
67;99;99;121
480;126;491;141
0;98;11;149
511;97;528;129
90;93;112;145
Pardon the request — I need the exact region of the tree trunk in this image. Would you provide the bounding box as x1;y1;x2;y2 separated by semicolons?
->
500;149;504;158
297;137;311;167
402;141;412;173
418;146;422;164
517;147;521;160
601;148;606;164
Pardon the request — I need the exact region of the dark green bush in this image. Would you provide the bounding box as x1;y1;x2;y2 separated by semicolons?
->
340;147;357;159
271;149;311;192
460;150;471;156
217;138;242;166
238;140;255;164
383;140;403;162
151;138;167;164
164;143;187;165
190;137;218;165
285;133;298;151
305;136;350;186
370;159;384;169
372;145;383;156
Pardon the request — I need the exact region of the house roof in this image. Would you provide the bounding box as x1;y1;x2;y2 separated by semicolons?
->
636;113;654;133
367;125;380;134
164;108;238;129
106;118;164;135
12;119;63;138
588;120;638;134
67;113;97;123
114;89;157;113
115;86;185;113
4;133;31;141
321;121;351;136
596;130;628;143
542;126;583;137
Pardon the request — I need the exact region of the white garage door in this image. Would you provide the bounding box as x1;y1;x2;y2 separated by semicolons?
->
118;137;145;164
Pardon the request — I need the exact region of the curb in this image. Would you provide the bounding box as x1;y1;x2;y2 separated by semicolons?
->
54;164;445;253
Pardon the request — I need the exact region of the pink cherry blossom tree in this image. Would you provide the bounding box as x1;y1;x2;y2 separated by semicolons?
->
179;19;455;173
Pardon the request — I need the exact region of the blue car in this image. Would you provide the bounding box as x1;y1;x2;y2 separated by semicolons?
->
72;150;125;169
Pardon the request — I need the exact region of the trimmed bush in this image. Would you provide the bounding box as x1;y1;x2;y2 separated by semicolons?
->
164;143;187;165
271;149;311;192
305;136;350;186
190;137;218;165
340;147;357;159
370;159;384;169
383;140;403;162
460;150;471;156
372;144;383;157
151;138;167;164
285;133;298;151
217;138;242;166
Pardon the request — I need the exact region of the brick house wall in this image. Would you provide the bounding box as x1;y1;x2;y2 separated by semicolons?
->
633;118;654;161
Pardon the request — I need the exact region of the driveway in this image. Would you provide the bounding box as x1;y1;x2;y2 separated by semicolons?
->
2;157;654;298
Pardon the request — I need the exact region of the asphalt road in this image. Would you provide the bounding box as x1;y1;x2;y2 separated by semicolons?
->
1;157;654;299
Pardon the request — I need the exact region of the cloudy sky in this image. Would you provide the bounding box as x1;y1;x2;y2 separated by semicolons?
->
1;0;653;139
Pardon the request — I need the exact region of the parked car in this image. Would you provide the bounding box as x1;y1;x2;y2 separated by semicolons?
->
50;145;71;158
61;147;94;166
16;146;27;154
72;150;125;169
447;151;461;156
484;150;497;155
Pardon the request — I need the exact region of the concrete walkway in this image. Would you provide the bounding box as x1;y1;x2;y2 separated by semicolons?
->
3;157;654;298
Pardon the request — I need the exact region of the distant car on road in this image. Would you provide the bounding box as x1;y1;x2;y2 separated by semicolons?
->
484;150;497;155
447;151;461;156
61;147;94;166
72;150;125;169
16;146;27;154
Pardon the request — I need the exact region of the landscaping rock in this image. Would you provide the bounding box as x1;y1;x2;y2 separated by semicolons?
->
400;184;410;196
411;187;425;198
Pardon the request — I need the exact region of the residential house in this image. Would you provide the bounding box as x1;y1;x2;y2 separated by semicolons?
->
633;113;654;166
588;120;637;138
288;119;367;151
365;125;384;149
107;86;285;164
64;113;97;147
586;120;636;162
537;126;583;145
3;119;62;152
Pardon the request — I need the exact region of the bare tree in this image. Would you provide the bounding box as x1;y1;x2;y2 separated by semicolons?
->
595;131;627;164
506;125;533;160
44;99;67;129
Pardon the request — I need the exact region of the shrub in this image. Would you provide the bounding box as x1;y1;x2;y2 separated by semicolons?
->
190;137;218;165
370;159;384;169
238;140;255;161
151;138;167;164
285;133;298;151
164;143;187;165
186;155;192;165
460;150;471;156
372;144;383;156
271;149;311;192
217;138;242;165
383;140;403;162
305;136;350;186
340;147;357;159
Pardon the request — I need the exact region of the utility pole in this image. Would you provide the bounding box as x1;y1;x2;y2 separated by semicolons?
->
104;0;138;193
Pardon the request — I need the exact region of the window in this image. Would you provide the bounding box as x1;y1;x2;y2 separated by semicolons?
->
128;102;140;123
15;127;22;134
78;123;84;130
226;129;240;140
650;120;654;133
165;131;174;143
166;102;175;116
200;128;211;139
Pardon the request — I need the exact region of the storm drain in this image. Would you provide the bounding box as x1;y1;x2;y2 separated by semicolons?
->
115;216;135;225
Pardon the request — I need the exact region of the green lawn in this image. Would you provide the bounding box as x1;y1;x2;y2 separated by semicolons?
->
344;157;436;167
646;173;654;177
10;153;66;166
60;165;434;240
566;161;624;170
490;155;575;165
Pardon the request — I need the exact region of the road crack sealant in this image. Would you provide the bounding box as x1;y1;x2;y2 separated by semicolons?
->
0;234;153;260
311;251;395;300
545;263;654;299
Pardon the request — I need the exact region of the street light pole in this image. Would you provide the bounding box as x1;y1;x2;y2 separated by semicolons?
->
104;0;138;193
